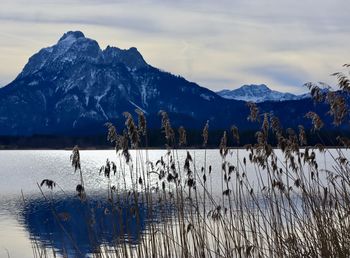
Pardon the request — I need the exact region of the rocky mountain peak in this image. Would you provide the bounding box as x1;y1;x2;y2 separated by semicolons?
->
216;84;309;102
58;31;85;43
103;45;148;70
17;32;150;80
17;31;101;79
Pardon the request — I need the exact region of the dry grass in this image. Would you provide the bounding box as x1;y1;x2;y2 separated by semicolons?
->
34;67;350;257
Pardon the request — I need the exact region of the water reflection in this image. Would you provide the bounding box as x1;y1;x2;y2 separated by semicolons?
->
19;192;170;257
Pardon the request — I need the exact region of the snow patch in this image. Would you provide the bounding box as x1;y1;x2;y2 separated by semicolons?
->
200;93;213;101
140;82;148;106
129;100;148;114
59;33;78;48
80;110;98;118
94;87;110;120
97;104;108;120
28;81;39;86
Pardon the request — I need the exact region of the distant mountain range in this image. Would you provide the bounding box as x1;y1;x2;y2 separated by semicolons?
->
0;31;344;137
216;84;310;102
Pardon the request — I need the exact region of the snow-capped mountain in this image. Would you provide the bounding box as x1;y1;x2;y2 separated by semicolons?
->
0;31;251;135
0;31;339;136
217;84;310;102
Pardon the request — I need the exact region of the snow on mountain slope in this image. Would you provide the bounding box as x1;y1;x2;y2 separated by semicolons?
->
0;31;339;136
0;31;230;135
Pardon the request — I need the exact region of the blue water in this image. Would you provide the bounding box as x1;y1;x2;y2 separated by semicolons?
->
0;149;347;257
0;149;222;257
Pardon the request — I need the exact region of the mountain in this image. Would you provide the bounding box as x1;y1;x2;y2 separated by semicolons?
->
0;31;252;135
0;31;344;139
217;84;310;102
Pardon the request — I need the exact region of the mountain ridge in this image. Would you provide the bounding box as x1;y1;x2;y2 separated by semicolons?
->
216;84;310;102
0;31;343;138
0;31;249;135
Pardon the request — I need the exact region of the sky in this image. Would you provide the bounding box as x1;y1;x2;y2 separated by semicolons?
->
0;0;349;94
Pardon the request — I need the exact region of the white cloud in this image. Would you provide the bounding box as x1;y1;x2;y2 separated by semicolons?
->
0;0;349;92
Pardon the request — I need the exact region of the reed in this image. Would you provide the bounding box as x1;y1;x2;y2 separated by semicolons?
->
34;67;350;257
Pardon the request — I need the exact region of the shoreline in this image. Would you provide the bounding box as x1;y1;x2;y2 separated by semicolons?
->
0;146;346;151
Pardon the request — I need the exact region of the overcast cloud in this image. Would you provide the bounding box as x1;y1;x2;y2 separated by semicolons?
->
0;0;349;93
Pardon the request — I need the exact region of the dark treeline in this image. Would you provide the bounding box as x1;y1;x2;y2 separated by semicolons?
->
0;129;348;149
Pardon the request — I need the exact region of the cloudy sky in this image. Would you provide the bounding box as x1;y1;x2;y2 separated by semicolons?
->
0;0;349;93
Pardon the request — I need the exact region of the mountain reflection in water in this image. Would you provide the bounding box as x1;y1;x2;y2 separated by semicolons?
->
19;192;171;256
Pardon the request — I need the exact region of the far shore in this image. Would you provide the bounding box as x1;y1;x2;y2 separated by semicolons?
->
0;145;346;151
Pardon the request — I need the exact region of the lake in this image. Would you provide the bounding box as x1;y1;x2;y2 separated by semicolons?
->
0;148;348;257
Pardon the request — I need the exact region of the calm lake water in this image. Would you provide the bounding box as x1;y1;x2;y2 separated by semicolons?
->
0;149;348;257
